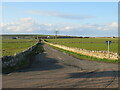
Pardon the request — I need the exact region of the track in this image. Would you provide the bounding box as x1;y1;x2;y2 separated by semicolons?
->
2;43;119;88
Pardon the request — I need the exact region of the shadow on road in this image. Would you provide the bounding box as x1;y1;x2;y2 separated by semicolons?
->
15;53;63;73
69;70;119;78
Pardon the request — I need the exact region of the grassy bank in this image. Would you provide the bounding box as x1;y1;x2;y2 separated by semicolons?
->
46;43;119;63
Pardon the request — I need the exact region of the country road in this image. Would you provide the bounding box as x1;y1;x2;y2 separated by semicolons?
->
2;43;119;88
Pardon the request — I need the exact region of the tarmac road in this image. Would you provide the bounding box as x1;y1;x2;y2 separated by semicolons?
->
2;43;119;88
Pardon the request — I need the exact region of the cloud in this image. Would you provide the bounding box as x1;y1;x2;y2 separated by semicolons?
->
95;22;118;31
27;11;95;20
1;17;118;36
1;17;39;33
0;6;2;8
0;5;7;9
1;18;73;34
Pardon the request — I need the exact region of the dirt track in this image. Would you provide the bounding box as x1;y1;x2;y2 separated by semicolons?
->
2;43;119;88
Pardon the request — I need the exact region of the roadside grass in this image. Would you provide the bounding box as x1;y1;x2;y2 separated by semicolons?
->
46;43;119;63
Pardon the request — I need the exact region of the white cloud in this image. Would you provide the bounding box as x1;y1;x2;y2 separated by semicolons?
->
110;22;118;27
95;22;118;31
27;11;95;20
1;17;40;33
0;5;7;9
0;17;118;36
0;6;4;8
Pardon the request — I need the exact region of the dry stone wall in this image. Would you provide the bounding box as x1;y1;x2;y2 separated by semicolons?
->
2;43;42;73
46;42;118;60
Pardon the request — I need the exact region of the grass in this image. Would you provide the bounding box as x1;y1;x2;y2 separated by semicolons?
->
46;38;118;53
46;43;119;63
2;39;38;56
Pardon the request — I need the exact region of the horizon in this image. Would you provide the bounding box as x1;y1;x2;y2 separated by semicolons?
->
1;34;119;37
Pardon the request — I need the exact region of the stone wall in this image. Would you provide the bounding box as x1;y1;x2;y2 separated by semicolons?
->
2;43;43;73
45;42;118;60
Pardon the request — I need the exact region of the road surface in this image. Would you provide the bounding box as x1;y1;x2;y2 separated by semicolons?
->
2;43;119;88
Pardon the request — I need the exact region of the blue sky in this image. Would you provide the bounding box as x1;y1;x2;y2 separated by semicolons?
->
1;2;118;37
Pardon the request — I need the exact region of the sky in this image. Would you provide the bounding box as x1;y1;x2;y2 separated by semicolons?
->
0;2;118;37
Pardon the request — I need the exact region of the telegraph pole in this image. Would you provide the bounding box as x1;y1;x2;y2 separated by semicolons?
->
55;30;58;39
108;41;110;58
36;34;38;39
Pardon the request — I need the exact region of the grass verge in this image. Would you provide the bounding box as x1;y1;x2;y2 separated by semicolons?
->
46;43;119;63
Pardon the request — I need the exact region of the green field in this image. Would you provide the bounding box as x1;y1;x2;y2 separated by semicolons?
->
46;38;118;53
2;39;38;56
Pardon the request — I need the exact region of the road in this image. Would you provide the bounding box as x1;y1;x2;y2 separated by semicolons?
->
2;43;119;88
